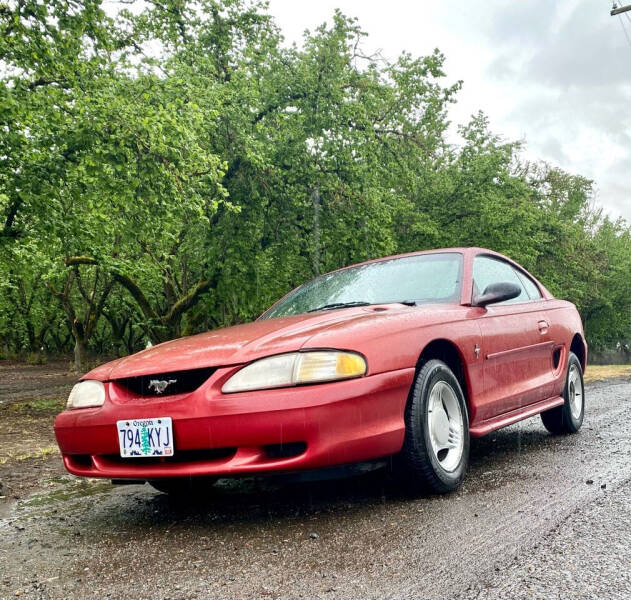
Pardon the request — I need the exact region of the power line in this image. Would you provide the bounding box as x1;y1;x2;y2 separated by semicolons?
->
618;14;631;47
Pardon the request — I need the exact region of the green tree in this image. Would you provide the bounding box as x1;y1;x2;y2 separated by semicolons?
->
1;0;629;369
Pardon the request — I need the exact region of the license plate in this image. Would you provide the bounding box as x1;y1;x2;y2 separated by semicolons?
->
117;417;174;458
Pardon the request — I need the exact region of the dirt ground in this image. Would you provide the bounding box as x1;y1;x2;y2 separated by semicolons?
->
1;360;630;599
0;360;75;502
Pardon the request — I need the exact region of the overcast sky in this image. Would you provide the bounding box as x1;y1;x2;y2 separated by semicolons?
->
266;0;631;222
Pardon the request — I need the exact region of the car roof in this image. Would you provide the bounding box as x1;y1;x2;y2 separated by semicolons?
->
326;247;491;271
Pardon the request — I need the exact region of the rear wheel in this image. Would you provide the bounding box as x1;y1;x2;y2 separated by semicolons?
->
148;476;218;496
399;359;470;494
541;351;584;434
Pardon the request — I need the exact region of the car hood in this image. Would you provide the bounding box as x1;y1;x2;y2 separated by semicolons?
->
86;308;379;380
84;303;466;381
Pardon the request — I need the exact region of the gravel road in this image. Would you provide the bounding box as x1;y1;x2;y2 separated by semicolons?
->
1;376;630;600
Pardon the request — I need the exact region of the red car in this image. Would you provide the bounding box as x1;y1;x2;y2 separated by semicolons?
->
54;248;586;495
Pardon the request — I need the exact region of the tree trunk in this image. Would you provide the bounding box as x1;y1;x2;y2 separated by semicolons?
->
73;336;88;373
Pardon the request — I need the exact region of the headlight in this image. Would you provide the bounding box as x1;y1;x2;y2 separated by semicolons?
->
66;380;106;409
222;351;367;393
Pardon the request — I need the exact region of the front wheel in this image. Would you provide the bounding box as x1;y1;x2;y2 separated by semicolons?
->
541;351;584;434
399;359;470;494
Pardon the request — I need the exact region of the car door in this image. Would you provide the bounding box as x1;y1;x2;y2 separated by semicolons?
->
472;255;555;420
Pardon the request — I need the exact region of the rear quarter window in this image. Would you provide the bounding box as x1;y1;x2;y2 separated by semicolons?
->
516;271;543;300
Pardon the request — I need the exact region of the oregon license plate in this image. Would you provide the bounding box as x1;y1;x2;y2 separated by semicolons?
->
116;417;174;458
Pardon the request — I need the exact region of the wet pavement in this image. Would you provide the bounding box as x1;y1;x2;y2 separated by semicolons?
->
1;378;630;599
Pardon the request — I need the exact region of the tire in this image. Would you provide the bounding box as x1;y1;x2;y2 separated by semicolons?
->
148;476;218;496
541;351;584;434
399;359;470;494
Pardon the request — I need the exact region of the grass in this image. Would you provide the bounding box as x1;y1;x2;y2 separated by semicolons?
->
584;364;631;383
5;397;65;414
1;446;59;464
25;352;47;365
13;446;59;461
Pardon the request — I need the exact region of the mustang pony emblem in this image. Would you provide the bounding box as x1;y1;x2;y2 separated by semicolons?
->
148;379;177;394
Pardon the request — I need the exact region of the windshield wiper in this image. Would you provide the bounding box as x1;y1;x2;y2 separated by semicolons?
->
307;301;372;313
307;300;419;313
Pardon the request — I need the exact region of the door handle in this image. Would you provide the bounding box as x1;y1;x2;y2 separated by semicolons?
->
538;320;549;334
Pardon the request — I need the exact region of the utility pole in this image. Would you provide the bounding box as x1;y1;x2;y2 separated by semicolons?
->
611;3;631;15
311;185;321;276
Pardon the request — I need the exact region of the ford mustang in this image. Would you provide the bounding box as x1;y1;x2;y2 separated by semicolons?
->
54;248;586;495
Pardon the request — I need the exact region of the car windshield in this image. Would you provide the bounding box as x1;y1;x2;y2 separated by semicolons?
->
262;252;463;319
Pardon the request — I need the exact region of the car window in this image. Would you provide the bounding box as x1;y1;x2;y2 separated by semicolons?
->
516;270;543;300
263;252;463;318
473;255;529;304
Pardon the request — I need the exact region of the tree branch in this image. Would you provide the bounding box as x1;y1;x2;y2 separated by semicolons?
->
65;256;159;323
2;196;22;237
24;77;69;90
163;279;213;326
252;92;309;124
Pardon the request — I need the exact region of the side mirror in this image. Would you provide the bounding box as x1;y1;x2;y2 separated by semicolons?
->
474;282;521;307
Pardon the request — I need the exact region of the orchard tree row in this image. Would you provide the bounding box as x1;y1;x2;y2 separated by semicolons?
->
1;0;630;370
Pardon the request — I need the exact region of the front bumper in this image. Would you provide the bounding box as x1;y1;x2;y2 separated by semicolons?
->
54;367;414;480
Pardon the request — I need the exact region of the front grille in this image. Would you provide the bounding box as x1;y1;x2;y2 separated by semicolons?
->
114;366;216;397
